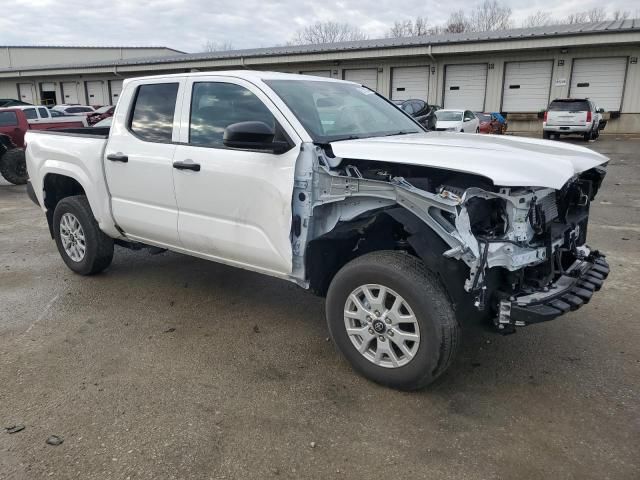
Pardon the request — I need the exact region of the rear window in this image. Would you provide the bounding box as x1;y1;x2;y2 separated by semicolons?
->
129;83;179;142
23;108;37;120
0;111;18;126
548;100;590;112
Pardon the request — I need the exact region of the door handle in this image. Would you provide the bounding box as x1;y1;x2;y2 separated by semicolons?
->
107;153;128;163
173;161;201;172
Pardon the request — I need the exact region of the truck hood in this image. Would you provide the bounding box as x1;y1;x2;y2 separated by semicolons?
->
328;132;608;189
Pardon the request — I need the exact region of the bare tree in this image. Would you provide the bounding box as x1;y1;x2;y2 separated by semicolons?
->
468;0;513;32
387;17;431;38
445;10;469;33
565;7;607;24
612;9;630;21
202;40;234;52
289;22;368;45
522;10;554;28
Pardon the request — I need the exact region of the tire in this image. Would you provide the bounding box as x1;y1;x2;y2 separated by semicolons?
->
53;195;114;275
0;148;28;185
475;127;480;133
326;251;460;390
583;130;591;142
542;131;550;140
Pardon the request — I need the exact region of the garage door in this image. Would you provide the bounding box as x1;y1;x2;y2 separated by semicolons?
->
444;64;487;111
343;69;378;91
391;66;429;101
61;82;79;104
570;57;627;111
109;79;123;105
502;61;553;112
17;83;35;104
86;81;105;106
300;70;332;78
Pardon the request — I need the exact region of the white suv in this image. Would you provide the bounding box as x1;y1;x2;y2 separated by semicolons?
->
543;98;604;141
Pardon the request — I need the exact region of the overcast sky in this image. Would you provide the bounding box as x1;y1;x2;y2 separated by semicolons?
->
1;0;637;53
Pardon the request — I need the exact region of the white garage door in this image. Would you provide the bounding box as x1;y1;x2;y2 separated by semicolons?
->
444;64;487;111
17;83;35;104
86;81;105;105
109;79;123;105
570;57;627;111
300;70;332;78
343;69;378;91
61;82;79;104
502;61;553;112
391;66;429;101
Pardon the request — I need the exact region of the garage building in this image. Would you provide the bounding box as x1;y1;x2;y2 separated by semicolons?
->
0;20;639;133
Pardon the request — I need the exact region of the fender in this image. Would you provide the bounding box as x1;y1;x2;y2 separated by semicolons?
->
38;162;120;238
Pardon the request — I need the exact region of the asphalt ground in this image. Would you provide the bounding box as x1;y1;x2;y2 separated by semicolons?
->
0;135;638;479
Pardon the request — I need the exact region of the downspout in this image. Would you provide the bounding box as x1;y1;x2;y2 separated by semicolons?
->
426;45;438;106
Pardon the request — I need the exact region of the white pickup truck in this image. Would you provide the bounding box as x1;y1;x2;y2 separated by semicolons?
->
25;71;610;390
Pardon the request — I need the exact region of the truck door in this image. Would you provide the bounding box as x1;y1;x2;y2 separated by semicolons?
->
104;78;184;248
172;76;300;276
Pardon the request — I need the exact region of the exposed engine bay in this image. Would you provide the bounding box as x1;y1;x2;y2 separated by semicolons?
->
291;145;609;332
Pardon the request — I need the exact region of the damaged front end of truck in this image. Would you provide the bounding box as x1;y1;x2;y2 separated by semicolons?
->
292;143;609;333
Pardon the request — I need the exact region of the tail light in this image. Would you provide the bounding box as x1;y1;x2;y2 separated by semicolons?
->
543;111;548;122
586;111;592;123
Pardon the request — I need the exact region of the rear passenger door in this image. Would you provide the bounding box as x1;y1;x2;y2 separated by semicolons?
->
105;78;185;247
172;76;300;276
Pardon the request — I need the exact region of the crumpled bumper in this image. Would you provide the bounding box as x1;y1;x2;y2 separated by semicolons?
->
497;250;609;329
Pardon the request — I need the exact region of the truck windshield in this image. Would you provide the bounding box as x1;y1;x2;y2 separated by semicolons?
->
265;80;422;142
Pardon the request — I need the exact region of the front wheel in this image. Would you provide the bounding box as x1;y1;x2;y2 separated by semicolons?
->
475;127;480;133
53;195;114;275
326;251;460;390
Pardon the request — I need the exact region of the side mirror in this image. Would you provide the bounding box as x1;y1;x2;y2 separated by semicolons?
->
223;121;290;154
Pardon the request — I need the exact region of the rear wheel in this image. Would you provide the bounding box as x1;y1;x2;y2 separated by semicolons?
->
326;251;460;390
53;195;114;275
0;148;27;185
542;131;550;140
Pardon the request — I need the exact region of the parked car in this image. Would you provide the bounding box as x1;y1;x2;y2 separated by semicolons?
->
475;112;507;134
11;105;89;127
0;98;31;108
393;99;439;130
543;98;604;141
51;105;95;116
0;107;84;184
85;105;115;126
26;71;609;390
434;109;480;133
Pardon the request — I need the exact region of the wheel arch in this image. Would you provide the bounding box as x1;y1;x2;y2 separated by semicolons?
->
305;204;486;322
42;172;93;238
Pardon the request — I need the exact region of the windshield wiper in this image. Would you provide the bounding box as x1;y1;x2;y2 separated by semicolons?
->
329;135;363;142
383;131;418;137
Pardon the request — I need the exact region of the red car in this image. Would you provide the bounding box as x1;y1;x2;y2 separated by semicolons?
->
86;105;115;126
475;112;507;134
0;107;84;184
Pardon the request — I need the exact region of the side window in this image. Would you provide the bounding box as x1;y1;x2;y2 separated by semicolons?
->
0;111;18;126
38;107;49;119
129;83;179;142
189;82;275;147
412;101;425;113
401;103;414;115
23;108;37;120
